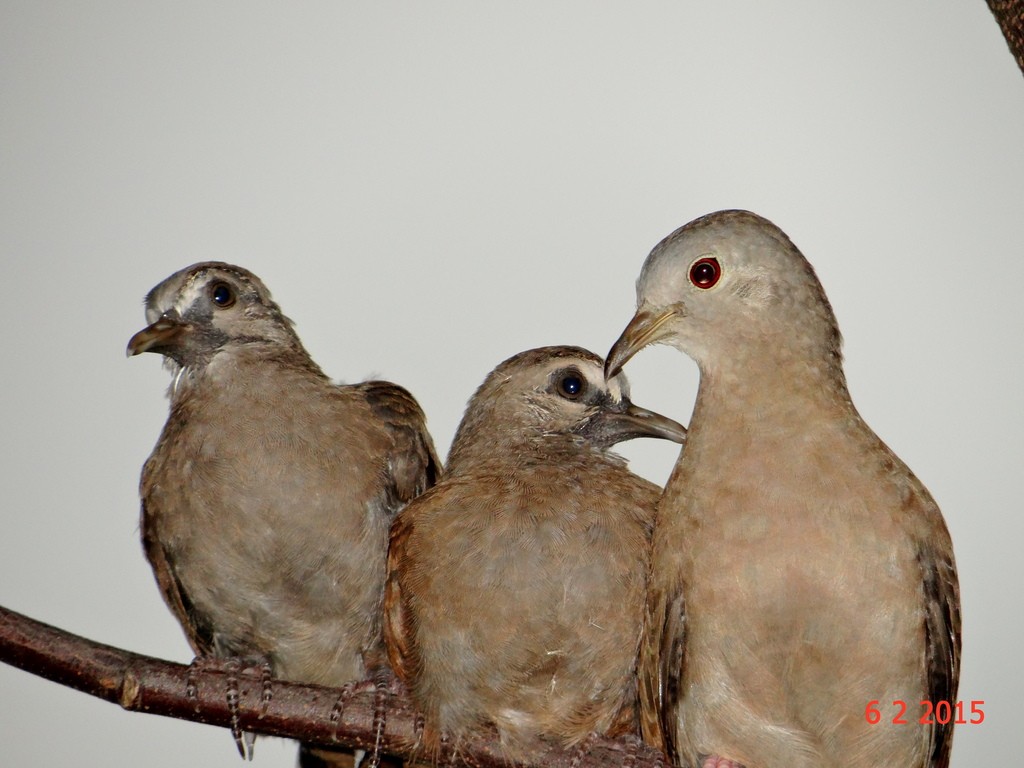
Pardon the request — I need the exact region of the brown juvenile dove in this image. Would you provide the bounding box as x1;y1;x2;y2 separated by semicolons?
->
383;346;687;761
605;210;960;768
128;262;440;765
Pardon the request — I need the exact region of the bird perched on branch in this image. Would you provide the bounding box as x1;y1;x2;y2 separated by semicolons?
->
606;210;960;768
384;345;687;762
128;262;440;765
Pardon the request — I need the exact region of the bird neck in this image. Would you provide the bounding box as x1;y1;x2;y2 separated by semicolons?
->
165;343;326;405
446;432;616;477
693;345;855;440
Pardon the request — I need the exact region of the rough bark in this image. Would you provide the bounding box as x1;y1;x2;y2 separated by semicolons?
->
987;0;1024;75
0;603;663;768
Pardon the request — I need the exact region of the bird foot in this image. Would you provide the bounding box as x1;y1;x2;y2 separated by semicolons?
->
700;756;744;768
364;669;394;768
616;733;642;768
433;731;456;767
328;681;359;742
223;657;253;760
182;654;267;760
184;654;236;709
568;732;600;768
255;659;273;718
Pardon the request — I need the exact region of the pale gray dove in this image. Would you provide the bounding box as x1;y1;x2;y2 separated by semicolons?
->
605;210;960;768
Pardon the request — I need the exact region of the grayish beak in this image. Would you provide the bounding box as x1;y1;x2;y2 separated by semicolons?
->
584;399;686;448
127;314;186;357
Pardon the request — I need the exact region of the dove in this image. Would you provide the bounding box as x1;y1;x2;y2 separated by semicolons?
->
129;262;440;765
605;210;960;768
383;345;687;761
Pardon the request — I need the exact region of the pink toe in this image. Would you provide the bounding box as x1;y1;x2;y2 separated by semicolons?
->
701;757;744;768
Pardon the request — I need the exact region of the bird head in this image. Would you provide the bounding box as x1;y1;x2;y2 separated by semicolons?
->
447;346;685;471
127;262;303;372
606;210;842;379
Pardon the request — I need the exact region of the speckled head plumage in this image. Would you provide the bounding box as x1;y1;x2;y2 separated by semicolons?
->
129;260;442;764
446;345;686;471
127;261;305;373
383;345;685;758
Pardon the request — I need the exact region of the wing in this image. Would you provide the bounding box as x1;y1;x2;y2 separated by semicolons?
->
140;496;215;657
382;506;420;685
358;381;442;509
637;590;665;750
640;577;688;761
913;495;961;768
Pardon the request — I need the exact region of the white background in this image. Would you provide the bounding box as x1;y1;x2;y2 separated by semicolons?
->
1;3;1020;766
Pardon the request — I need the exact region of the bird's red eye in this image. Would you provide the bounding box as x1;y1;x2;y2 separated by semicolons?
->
688;257;721;289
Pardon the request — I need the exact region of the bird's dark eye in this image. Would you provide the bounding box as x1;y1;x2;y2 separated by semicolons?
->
689;257;721;289
210;282;236;308
556;371;586;400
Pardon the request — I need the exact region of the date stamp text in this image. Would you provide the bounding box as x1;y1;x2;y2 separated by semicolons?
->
865;700;984;725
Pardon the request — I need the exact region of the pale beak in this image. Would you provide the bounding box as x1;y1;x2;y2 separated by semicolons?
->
126;314;186;357
605;307;678;378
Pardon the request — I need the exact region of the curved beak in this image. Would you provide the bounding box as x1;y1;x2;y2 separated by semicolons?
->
126;314;186;357
583;399;686;448
604;307;678;379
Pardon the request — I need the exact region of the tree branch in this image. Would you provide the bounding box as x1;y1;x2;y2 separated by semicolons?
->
986;0;1024;76
0;603;663;768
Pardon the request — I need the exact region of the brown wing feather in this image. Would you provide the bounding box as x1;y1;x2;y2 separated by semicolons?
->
637;591;666;751
916;525;961;768
140;497;214;656
640;578;687;762
382;509;420;685
358;381;442;506
659;588;687;765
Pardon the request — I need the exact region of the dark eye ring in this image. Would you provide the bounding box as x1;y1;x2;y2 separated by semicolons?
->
210;282;236;308
689;257;721;289
556;371;586;400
